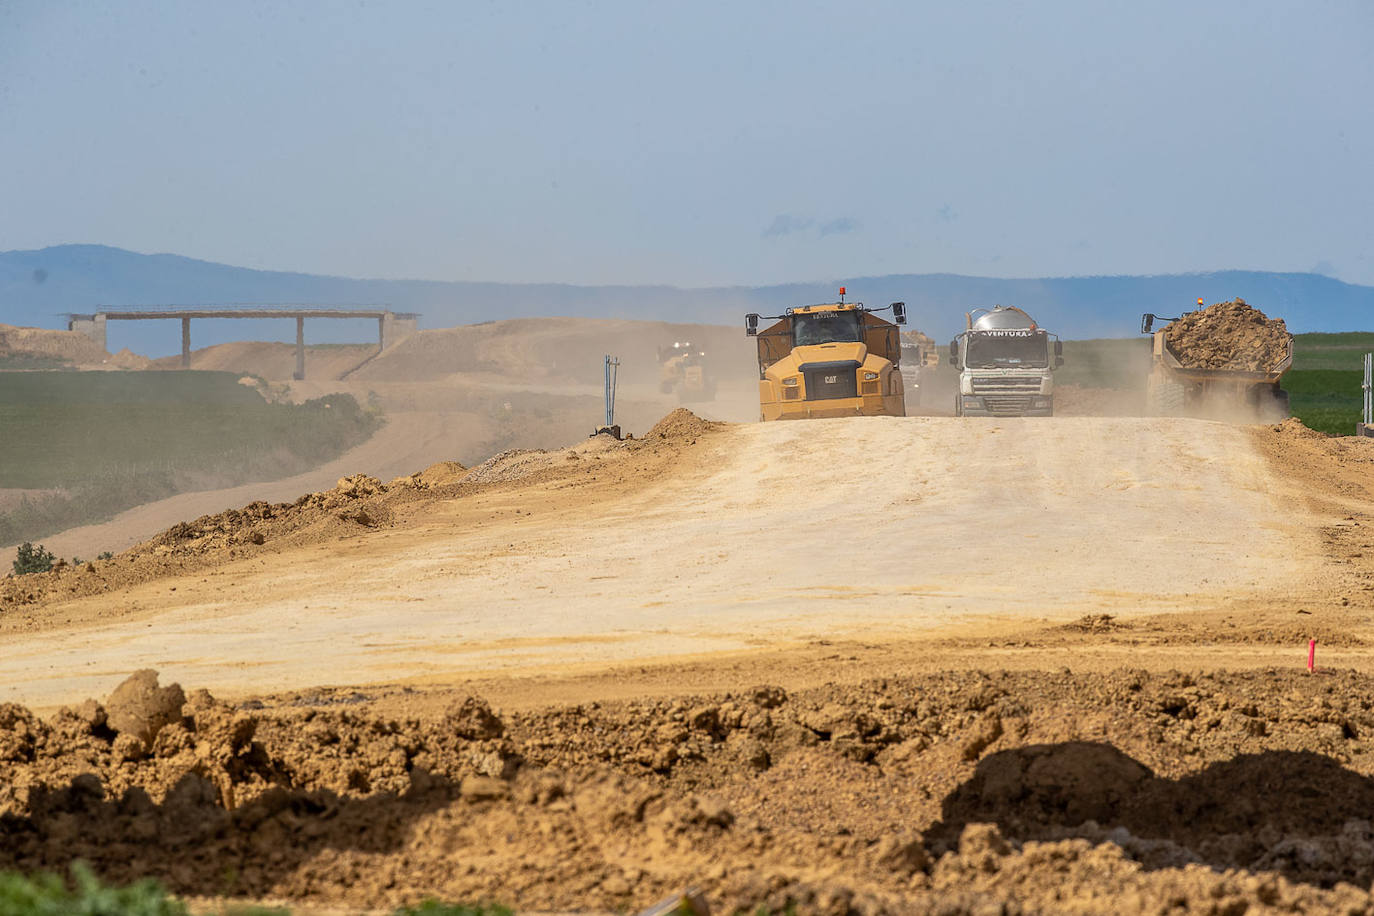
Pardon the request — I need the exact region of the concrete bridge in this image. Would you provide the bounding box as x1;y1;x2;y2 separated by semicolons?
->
67;306;419;379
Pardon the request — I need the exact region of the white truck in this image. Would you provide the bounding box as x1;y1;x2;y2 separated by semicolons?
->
948;306;1063;417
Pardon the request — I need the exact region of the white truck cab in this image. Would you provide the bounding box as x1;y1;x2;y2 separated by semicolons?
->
949;306;1063;417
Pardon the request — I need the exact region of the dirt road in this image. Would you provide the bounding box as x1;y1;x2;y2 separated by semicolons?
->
0;416;1343;711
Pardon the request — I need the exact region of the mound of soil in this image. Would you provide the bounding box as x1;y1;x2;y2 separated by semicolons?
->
646;407;720;442
105;347;152;370
7;669;1374;912
1163;299;1290;371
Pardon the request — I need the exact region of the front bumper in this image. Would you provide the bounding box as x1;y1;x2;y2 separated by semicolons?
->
761;392;906;421
961;396;1054;418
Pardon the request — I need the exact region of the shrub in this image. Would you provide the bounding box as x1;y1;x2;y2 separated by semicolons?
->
0;863;186;916
12;542;55;576
392;904;513;916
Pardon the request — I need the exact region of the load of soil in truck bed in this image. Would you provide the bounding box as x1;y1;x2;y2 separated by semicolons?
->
1163;299;1290;371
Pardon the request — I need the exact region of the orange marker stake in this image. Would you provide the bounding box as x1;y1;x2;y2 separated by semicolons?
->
1308;638;1317;673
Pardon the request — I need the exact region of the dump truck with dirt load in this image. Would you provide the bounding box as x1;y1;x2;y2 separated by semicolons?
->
948;306;1063;417
657;341;715;402
899;329;940;407
1140;298;1292;421
745;293;908;421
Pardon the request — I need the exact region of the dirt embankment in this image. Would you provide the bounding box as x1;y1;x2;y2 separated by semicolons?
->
0;409;716;617
6;668;1374;913
0;323;108;365
351;317;756;388
149;342;379;381
1164;299;1291;371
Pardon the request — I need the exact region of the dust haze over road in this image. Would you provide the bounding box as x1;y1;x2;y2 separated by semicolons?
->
0;415;1330;711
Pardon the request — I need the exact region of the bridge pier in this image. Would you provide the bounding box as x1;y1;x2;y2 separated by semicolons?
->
181;317;191;369
379;311;417;350
68;314;107;351
295;316;306;380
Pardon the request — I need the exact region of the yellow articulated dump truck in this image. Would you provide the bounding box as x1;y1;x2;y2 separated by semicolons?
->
745;291;908;421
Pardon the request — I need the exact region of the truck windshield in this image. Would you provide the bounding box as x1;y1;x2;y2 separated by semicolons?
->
966;333;1049;369
793;311;863;347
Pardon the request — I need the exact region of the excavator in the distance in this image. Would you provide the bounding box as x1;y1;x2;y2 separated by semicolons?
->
745;289;907;421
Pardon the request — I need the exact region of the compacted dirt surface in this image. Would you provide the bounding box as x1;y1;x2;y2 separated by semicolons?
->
4;409;1374;913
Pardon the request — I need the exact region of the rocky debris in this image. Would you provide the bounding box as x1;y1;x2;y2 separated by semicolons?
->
386;461;468;491
750;684;789;709
7;670;1374;910
445;696;504;740
105;670;185;747
460;448;553;485
332;474;384;499
1164;299;1290;371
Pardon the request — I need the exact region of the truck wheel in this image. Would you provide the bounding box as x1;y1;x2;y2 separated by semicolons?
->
954;393;963;417
1145;374;1184;416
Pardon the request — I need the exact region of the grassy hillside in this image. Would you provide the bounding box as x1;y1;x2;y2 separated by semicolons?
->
0;371;380;546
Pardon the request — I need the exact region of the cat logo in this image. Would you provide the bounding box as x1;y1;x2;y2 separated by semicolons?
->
824;375;837;384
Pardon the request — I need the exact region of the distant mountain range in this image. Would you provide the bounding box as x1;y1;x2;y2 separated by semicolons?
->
2;244;1371;355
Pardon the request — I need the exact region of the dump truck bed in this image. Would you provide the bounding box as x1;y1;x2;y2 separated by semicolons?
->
1153;332;1293;383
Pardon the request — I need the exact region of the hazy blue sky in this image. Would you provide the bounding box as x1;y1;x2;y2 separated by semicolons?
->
3;1;1371;286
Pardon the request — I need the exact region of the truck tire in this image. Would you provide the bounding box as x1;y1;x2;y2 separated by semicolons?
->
1145;373;1184;417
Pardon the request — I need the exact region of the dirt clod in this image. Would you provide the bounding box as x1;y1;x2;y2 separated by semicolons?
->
445;695;504;739
105;670;185;747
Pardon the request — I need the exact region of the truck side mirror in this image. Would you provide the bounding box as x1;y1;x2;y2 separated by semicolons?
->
1055;340;1063;356
948;340;959;368
745;313;759;337
891;302;906;325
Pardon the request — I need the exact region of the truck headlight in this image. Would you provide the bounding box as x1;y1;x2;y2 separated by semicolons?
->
963;396;980;406
782;377;799;387
1033;397;1051;408
863;371;879;380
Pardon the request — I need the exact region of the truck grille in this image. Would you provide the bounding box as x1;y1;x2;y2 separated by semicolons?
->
801;360;860;401
971;376;1041;394
971;376;1040;415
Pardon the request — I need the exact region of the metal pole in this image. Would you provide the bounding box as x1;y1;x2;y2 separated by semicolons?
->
1364;353;1372;428
181;316;191;368
295;315;306;380
604;355;620;428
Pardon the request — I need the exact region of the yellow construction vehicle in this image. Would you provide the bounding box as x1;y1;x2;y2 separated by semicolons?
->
657;341;715;402
745;292;907;421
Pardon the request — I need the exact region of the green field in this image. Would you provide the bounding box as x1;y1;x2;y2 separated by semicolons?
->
1287;333;1371;435
0;371;380;546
